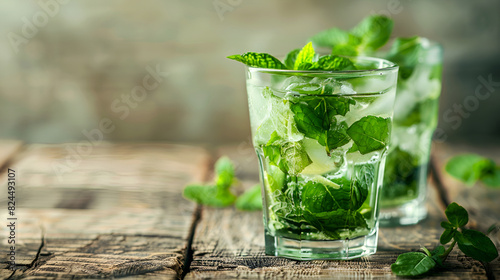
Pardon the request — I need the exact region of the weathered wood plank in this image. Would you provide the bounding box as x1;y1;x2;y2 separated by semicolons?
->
185;144;491;279
432;142;500;279
0;143;210;279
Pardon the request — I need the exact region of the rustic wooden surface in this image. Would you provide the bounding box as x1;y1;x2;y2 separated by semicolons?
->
0;143;210;279
0;142;498;279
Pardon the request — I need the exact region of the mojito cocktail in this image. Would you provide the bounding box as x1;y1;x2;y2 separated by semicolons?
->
242;55;398;260
379;37;443;225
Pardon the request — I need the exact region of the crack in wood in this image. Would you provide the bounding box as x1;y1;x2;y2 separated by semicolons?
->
181;147;215;280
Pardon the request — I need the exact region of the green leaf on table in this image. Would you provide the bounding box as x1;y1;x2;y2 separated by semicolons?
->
385;36;424;80
183;156;238;207
183;184;236;207
294;42;316;70
350;15;393;52
481;166;500;187
235;184;263;211
445;154;496;186
445;202;468;228
455;229;499;263
430;246;446;266
227;52;287;69
310;55;356;71
391;252;436;276
284;48;300;69
440;228;455;244
440;221;453;229
215;156;236;188
347;116;390;154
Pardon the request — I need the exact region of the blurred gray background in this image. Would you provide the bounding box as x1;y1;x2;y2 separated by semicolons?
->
1;0;499;145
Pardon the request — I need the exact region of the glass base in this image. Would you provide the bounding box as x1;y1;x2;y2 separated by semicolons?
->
379;199;427;227
265;230;378;260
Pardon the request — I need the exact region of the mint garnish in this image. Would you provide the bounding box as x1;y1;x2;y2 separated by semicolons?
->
391;202;498;276
227;52;287;69
228;42;357;71
309;15;393;55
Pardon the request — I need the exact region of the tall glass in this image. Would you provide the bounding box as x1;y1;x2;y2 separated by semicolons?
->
379;39;443;226
245;57;398;260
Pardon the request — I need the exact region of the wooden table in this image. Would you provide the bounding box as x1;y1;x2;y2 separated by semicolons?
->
0;141;498;279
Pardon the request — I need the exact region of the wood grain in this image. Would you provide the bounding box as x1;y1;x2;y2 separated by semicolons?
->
184;144;494;279
0;143;210;279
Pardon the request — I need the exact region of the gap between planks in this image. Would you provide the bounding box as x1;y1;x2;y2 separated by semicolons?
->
181;146;216;280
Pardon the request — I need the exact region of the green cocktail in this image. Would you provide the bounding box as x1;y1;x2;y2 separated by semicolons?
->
234;46;398;259
379;37;443;225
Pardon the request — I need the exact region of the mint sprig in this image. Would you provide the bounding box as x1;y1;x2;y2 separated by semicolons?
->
183;157;263;210
228;42;356;71
227;52;287;69
445;154;500;187
309;15;393;55
391;202;498;277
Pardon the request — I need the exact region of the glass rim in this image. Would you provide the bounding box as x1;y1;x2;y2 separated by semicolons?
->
246;56;398;75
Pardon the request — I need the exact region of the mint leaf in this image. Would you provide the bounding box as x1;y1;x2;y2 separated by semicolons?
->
291;96;355;152
183;184;236;207
227;52;287;69
301;179;351;212
440;228;455;244
440;221;453;230
183;156;238;207
385;36;423;79
309;27;351;49
391;252;436;276
310;15;392;55
301;181;340;213
326;121;350;150
284;48;300;69
430;246;446;266
310;55;356;71
350;15;393;52
445;154;496;186
445;202;468;228
281;141;313;174
347;116;390;155
215;156;235;188
303;208;367;238
482;167;500;187
294;42;316;70
350;163;374;210
235;184;263;211
330;34;361;56
455;229;499;263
